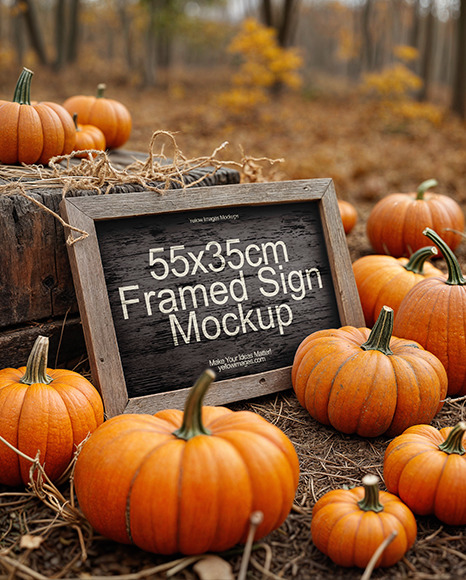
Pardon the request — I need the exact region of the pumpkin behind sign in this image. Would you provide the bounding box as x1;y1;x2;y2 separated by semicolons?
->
337;199;358;234
0;68;76;165
366;179;464;257
63;83;132;149
0;336;104;486
74;370;300;555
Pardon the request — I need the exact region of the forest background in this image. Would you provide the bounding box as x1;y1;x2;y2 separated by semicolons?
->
0;0;465;204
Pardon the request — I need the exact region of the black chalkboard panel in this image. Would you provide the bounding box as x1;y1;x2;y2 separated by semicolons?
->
61;179;364;416
95;202;340;398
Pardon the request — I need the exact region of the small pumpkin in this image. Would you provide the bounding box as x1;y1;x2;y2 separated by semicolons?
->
72;113;106;158
383;422;466;526
292;305;447;437
0;68;76;165
394;228;466;396
338;199;358;235
352;245;445;327
63;83;132;149
366;179;464;257
311;474;417;568
74;370;300;555
0;336;104;486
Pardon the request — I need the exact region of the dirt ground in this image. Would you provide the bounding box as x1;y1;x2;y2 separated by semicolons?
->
1;67;466;579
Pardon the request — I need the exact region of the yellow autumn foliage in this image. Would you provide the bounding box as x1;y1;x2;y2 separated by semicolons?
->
219;18;303;114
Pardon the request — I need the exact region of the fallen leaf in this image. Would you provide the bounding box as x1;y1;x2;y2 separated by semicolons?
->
20;534;44;550
193;555;234;580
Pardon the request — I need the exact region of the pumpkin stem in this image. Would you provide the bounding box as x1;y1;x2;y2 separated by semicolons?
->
438;422;466;455
12;67;33;106
357;474;384;513
72;113;81;132
361;306;394;356
416;179;438;200
96;83;106;98
173;370;215;440
20;336;53;385
423;228;466;286
404;245;438;274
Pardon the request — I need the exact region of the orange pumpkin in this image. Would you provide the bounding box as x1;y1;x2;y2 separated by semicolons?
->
366;179;464;257
352;245;445;326
0;68;76;165
63;83;132;149
394;228;466;396
72;113;106;158
338;199;358;234
292;306;447;437
383;422;466;526
74;370;300;555
311;474;417;568
0;336;104;486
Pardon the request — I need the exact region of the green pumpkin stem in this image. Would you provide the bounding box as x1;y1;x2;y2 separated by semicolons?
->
361;306;394;356
72;112;81;131
173;369;215;440
438;422;466;455
357;475;384;513
404;245;438;274
20;336;53;385
423;227;466;286
416;179;438;200
13;67;33;106
96;83;106;98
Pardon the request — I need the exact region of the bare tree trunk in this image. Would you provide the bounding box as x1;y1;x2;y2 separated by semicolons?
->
260;0;301;47
418;5;435;102
117;0;134;71
143;0;157;87
21;0;48;65
360;0;375;72
55;0;66;70
12;1;26;66
67;0;80;63
452;0;466;117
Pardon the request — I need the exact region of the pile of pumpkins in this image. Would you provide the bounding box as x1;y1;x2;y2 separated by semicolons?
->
0;67;132;165
0;67;465;572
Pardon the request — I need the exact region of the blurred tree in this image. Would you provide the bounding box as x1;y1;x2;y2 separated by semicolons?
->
18;0;48;65
55;0;81;70
451;0;466;117
418;2;436;102
260;0;301;48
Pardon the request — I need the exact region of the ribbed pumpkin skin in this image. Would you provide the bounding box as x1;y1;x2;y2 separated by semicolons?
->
292;321;447;437
0;69;76;165
383;424;466;525
338;200;358;234
353;251;444;326
394;228;466;396
366;191;464;257
0;366;104;486
63;86;131;149
74;407;300;555
311;484;417;568
394;279;466;395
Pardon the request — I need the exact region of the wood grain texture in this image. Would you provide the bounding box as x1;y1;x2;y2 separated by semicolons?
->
62;179;364;416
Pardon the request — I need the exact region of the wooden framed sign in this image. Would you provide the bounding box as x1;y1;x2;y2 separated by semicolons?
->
61;179;364;417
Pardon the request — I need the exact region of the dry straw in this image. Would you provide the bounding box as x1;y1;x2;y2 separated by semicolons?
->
0;130;283;245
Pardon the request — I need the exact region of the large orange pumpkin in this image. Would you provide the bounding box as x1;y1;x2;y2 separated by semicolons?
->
394;228;466;396
311;474;417;568
292;306;447;437
0;68;76;165
74;370;300;555
63;83;132;149
0;336;104;486
352;245;445;326
383;422;466;525
366;179;464;257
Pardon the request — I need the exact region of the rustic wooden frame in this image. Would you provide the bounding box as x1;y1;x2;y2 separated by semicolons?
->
60;179;364;417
